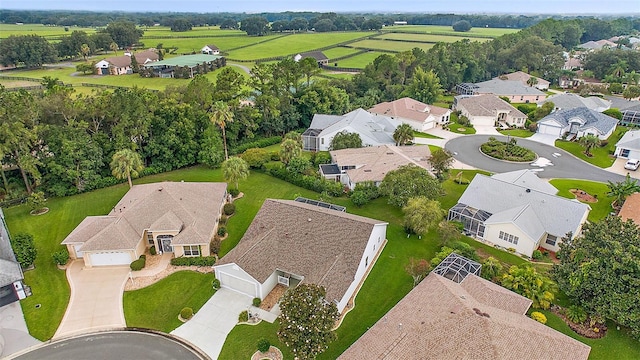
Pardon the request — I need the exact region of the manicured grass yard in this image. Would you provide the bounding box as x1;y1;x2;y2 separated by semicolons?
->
123;271;214;333
334;51;386;69
446;113;476;134
549;179;614;222
414;131;443;139
219;321;294;359
322;47;362;60
555;127;628;168
147;35;282;54
498;129;534;138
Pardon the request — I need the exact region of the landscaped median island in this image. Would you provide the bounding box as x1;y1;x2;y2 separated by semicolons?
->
480;136;537;162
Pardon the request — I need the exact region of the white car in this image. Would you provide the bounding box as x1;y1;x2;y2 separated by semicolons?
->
624;159;640;171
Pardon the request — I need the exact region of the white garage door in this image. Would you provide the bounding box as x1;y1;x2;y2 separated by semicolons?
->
219;272;258;297
74;244;84;259
89;252;132;266
538;124;561;136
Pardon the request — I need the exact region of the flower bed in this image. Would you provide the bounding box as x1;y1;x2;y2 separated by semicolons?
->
480;138;536;162
550;305;607;339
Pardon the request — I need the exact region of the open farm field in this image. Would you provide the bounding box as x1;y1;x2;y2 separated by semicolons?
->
142;34;282;54
226;32;374;60
141;26;245;37
323;46;362;60
382;24;520;37
349;39;434;52
376;32;491;43
335;51;387;68
0;24;96;38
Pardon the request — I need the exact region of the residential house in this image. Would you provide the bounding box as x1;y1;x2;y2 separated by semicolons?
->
302;108;397;151
537;107;618;140
621;104;640;127
322;144;431;190
214;199;388;313
558;75;582;89
95;50;159;75
143;54;225;78
448;170;590;257
456;79;547;103
293;51;329;66
579;39;616;50
0;208;29;307
614;129;640;159
453;94;527;128
619;193;640;226
62;182;227;268
539;93;611;112
201;44;220;55
339;258;591;360
563;56;583;71
368;97;451;131
496;71;550;90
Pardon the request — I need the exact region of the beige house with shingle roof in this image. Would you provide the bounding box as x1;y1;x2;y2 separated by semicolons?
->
62;182;227;267
454;94;527;128
339;271;591;360
322;144;431;190
619;193;640;227
214;199;388;313
369;97;451;131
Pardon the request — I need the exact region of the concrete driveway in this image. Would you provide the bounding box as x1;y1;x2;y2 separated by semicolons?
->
605;158;640;180
0;302;40;358
529;133;558;146
53;260;129;339
474;125;502;135
171;289;252;359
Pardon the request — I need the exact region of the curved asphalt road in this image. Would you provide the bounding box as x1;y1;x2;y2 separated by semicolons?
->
445;135;626;183
14;331;207;360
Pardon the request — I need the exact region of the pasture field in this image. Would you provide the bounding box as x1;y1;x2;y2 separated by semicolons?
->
141;26;244;37
335;51;387;68
323;46;362;60
0;24;96;38
349;39;435;52
376;32;492;43
226;32;374;60
143;34;282;54
382;24;520;37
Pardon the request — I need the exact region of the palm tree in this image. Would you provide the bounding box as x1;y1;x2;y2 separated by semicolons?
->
610;60;628;80
222;157;249;190
279;138;302;165
110;149;144;188
80;43;90;61
393;123;414;146
109;42;118;55
501;264;556;309
578;134;600;156
209;101;234;160
607;174;640;209
526;76;539;87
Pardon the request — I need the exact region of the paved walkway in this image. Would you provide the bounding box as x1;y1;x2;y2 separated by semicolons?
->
474;125;502;136
131;253;172;278
0;302;40;358
53;261;129;339
171;288;252;359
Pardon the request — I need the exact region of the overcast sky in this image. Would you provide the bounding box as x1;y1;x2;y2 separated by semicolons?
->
3;0;639;14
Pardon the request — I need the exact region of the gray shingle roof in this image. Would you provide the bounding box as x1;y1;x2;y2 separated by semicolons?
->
475;79;547;96
217;199;387;304
298;51;328;61
539;107;618;135
0;208;23;287
541;93;611;111
339;272;590;360
616;129;640;151
491;169;558;195
484;204;546;244
457;172;590;239
317;108;396;146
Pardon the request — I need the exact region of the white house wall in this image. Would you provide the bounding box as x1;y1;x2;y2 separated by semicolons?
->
214;263;261;298
615;147;640;159
259;271;279;299
469;115;496;127
483;222;538;257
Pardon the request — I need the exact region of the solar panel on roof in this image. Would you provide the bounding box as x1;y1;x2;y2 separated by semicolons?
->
294;197;346;212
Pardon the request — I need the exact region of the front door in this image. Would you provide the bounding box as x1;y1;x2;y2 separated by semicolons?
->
158;235;173;253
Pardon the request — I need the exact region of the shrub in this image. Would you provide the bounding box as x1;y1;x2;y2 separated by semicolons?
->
150;246;157;255
528;122;538;132
312;152;332;166
530;312;547;324
566;305;588;324
350;190;370;207
238;310;248;322
180;307;194;320
228;188;240;197
212;278;220;289
266;164;343;196
10;233;37;268
532;250;543;260
170;256;216;266
52;249;69;266
253;297;262;307
217;226;227;237
257;338;271;353
240;148;272;169
223;203;236;215
130;258;145;271
210;237;221;254
139;254;146;260
457;115;471;126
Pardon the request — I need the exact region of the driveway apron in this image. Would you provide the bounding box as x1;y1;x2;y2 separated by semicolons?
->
54;260;129;339
171;288;252;359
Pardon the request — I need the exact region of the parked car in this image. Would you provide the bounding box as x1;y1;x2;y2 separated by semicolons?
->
624;159;640;171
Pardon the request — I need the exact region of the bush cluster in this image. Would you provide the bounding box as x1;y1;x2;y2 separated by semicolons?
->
210;237;221;254
11;233;37;268
309;151;332;167
253;297;262;307
530;311;547;324
350;181;380;207
566;305;588;324
52;249;69;266
217;226;227;236
130;255;146;271
170;256;216;266
257;338;271;353
232;136;282;155
223;203;236;215
240;148;273;169
238;310;249;322
180;307;194;320
267;163;342;196
532;249;543;260
480;138;536;162
228;188;240;198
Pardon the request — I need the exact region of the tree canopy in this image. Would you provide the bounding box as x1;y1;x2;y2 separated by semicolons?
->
240;16;270;36
452;20;472;32
403;197;445;236
222;157;250;190
0;34;57;67
380;164;442;207
329;131;362;150
102;20;143;47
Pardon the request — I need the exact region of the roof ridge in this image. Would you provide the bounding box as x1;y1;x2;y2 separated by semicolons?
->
317;253;343;287
237;226;275;261
476;174;588;206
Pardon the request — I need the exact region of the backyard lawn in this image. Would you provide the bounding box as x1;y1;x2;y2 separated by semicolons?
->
555;127;628;168
123;271;215;333
549;179;614;222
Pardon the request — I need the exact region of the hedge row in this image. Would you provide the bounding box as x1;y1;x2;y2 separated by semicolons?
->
231;136;282;155
266;164;343;196
171;256;217;266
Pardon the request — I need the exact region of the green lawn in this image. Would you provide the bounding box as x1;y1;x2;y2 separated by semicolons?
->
349;39;434;52
555;127;628;168
142;26;245;38
499;129;534;138
376;32;492;43
381;25;520;38
414;131;443;139
148;35;282;54
549;179;614;222
322;47;362;60
428;144;442;153
0;24;96;38
446;113;476;134
334;51;386;69
219;321;294;360
123;271;214;332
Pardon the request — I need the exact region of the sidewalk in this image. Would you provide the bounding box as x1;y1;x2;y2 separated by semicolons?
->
131;253;172;278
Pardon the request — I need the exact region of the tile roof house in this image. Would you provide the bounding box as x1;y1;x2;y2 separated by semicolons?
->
539;93;611;112
201;44;220;55
95;50;159;75
0;208;29;307
214;199;388;313
448;170;590;257
453;94;527;128
496;71;550;90
322;144;431;190
537;107;619;140
619;193;640;226
293;51;329;65
339;271;591;360
62;182;227;267
368;97;451;131
456;79;547;103
302;108;398;151
614;129;640;159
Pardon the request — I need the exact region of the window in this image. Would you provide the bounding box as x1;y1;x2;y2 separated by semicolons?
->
183;245;200;257
545;234;557;246
499;231;519;245
321;138;324;145
147;232;154;244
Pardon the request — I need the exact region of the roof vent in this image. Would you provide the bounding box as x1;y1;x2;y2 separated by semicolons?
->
525;188;531;193
308;218;312;222
158;187;163;192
